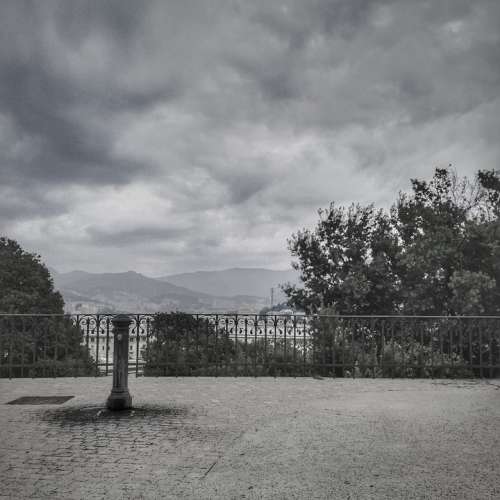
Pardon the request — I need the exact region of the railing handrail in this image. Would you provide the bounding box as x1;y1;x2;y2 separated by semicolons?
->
1;313;500;319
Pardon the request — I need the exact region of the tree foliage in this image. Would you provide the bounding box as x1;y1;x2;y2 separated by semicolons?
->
0;237;64;313
0;237;94;376
284;168;500;315
143;312;236;376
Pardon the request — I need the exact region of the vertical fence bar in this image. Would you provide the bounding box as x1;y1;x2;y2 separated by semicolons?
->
135;315;140;377
418;318;424;378
488;318;493;379
200;314;206;376
390;318;395;379
439;319;444;378
163;315;168;377
74;315;80;377
341;318;345;377
53;316;58;378
399;317;405;378
459;318;464;377
145;316;151;375
479;320;483;378
449;317;454;377
493;318;500;376
329;317;334;378
223;317;229;376
408;317;415;377
361;318;366;377
194;314;200;375
370;317;375;378
264;315;269;375
43;318;49;378
430;319;435;379
244;317;248;377
215;315;219;377
232;316;238;377
283;317;287;376
380;318;385;378
253;315;257;377
466;319;471;375
302;316;307;377
105;317;111;376
322;317;327;377
351;318;356;378
8;317;14;379
21;317;28;378
292;316;297;378
273;316;277;378
94;315;100;377
85;317;90;354
29;317;39;377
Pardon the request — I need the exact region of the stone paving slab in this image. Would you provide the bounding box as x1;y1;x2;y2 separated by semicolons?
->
0;377;499;499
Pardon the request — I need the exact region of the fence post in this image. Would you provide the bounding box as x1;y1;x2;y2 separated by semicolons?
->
107;314;132;410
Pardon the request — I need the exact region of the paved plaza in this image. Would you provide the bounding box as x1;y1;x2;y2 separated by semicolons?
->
0;377;499;499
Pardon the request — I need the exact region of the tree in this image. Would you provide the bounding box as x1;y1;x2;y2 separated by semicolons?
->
0;236;93;377
283;204;401;314
143;312;237;376
394;168;500;315
0;237;63;313
284;167;500;316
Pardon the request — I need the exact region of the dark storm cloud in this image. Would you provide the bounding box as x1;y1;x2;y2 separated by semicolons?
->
1;0;499;273
252;0;382;43
0;188;67;220
0;0;180;193
86;225;188;247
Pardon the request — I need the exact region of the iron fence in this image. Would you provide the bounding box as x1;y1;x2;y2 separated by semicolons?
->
0;313;499;378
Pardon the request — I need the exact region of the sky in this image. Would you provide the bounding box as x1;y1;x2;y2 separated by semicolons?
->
1;0;499;276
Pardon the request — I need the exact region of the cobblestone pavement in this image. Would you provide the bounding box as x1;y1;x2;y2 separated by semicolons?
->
0;377;499;499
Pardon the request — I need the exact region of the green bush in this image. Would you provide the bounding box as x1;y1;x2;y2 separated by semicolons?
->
307;314;473;378
142;312;236;376
1;316;95;378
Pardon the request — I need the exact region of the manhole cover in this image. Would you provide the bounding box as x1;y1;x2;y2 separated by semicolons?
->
7;396;74;405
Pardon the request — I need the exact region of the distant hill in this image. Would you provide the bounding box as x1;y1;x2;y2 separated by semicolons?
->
51;269;271;314
158;267;300;301
53;270;202;298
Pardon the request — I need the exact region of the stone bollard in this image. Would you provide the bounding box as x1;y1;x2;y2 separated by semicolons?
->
106;314;133;410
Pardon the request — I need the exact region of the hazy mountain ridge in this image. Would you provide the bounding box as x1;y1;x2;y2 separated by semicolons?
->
51;268;296;314
54;270;204;298
159;267;299;300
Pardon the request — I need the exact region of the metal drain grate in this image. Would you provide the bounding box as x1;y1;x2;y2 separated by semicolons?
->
7;396;74;405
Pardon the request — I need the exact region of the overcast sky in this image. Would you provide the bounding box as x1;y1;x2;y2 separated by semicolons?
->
1;0;499;276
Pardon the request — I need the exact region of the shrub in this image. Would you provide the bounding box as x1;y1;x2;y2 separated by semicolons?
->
142;312;236;376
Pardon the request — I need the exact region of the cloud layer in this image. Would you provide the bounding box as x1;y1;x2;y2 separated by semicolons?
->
1;0;499;275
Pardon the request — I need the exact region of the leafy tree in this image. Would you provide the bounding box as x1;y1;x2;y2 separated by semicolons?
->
143;312;237;376
0;236;93;376
394;168;500;314
0;237;63;313
285;168;500;316
284;204;401;314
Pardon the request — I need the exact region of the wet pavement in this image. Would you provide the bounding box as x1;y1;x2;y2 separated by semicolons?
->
0;377;499;499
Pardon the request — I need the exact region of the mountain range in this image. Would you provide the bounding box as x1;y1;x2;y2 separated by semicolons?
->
159;268;297;299
51;267;299;314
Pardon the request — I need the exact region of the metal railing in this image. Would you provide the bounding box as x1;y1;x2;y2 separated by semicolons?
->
0;313;499;378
